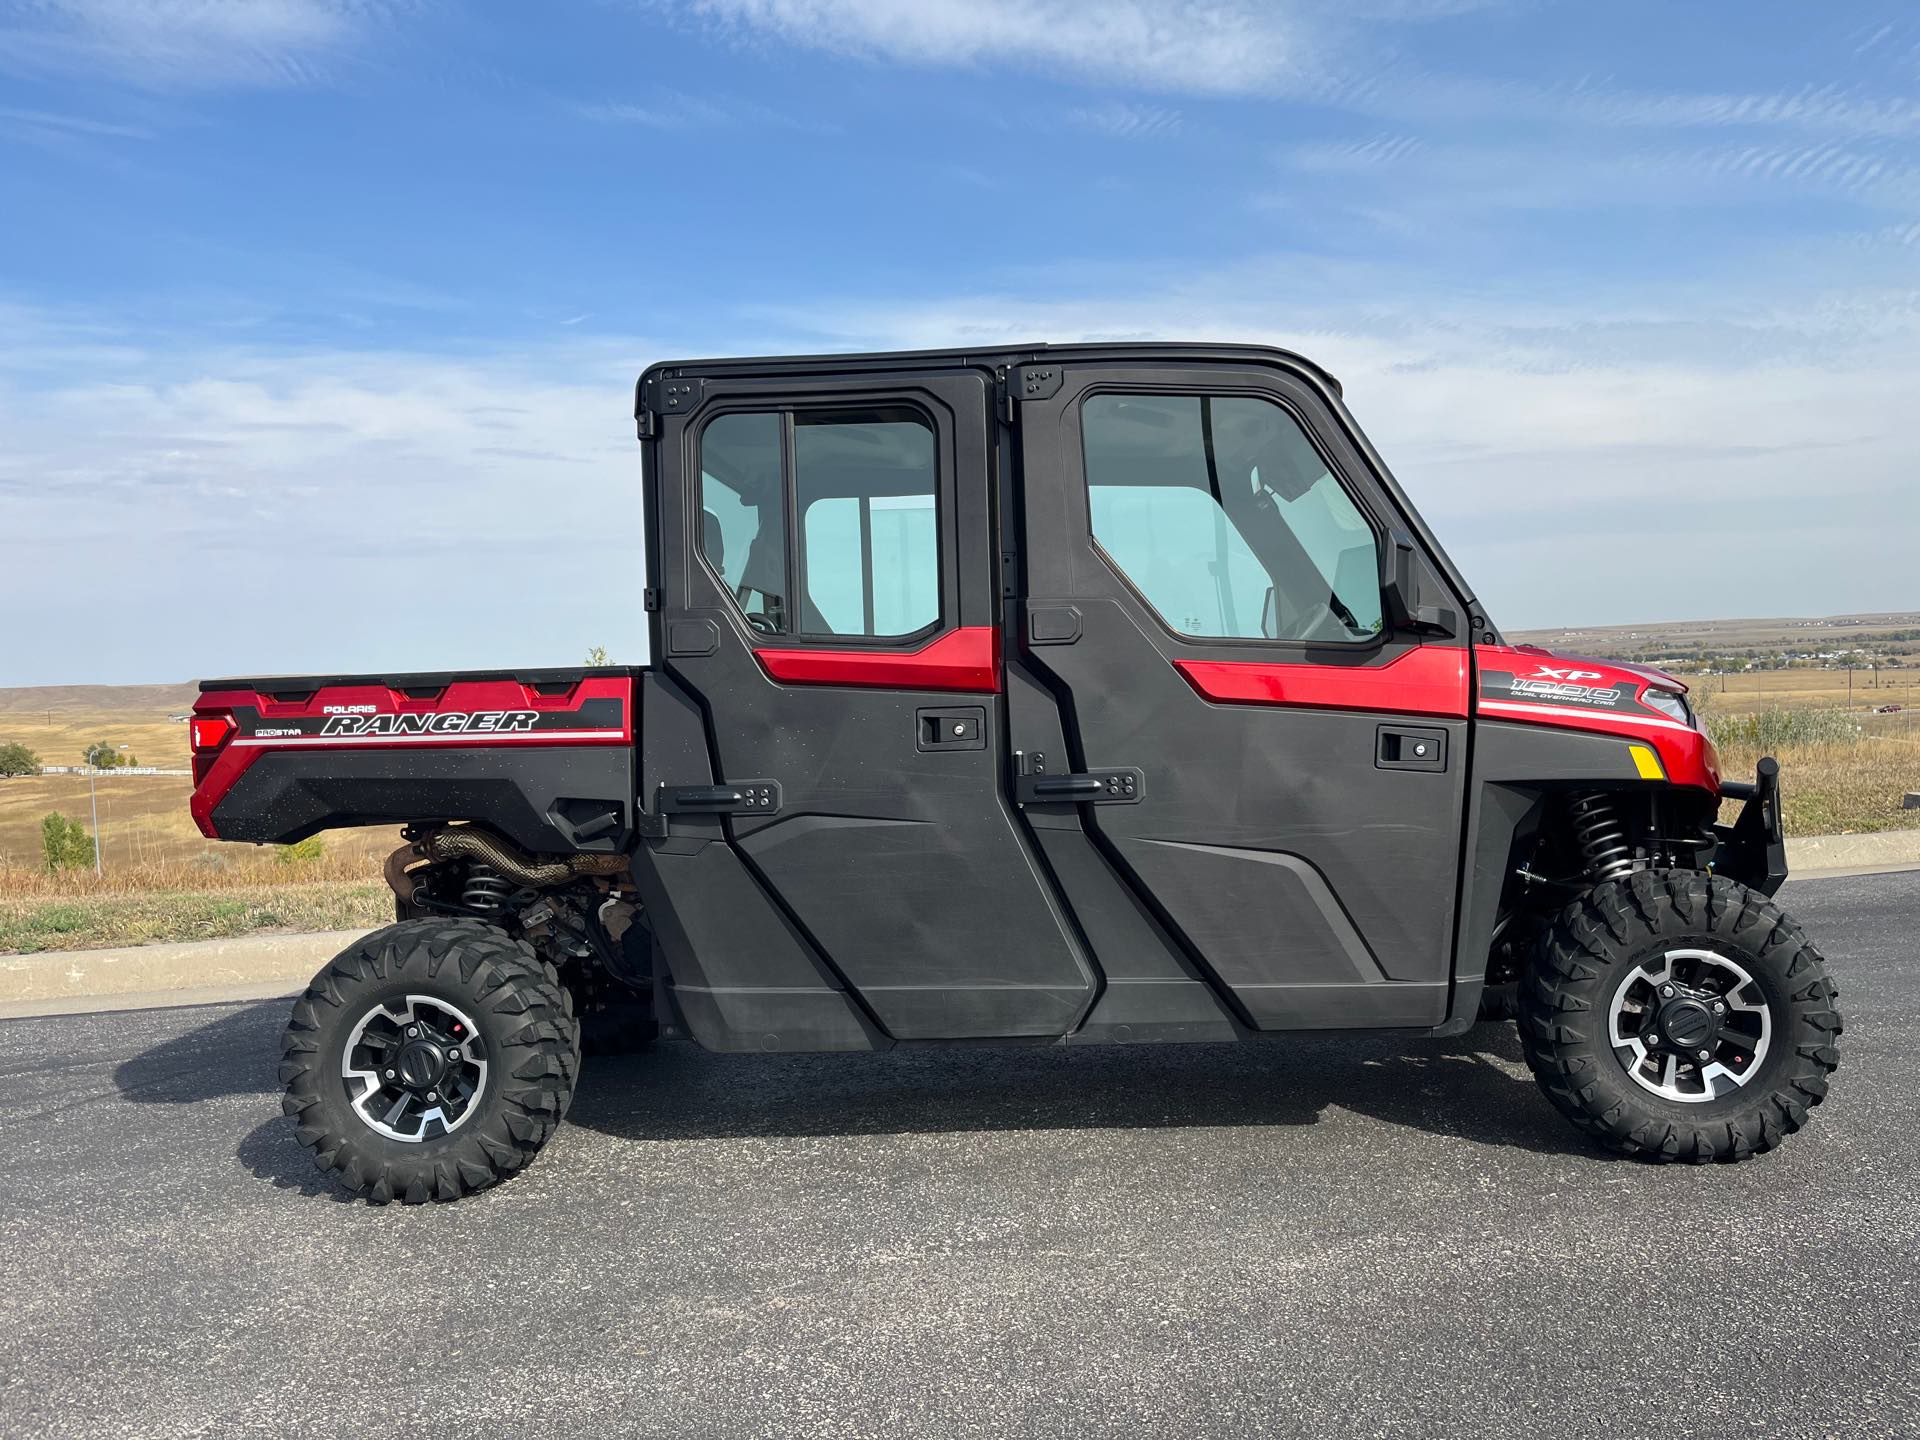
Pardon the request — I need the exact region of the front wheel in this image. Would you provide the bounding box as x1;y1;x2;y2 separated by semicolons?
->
279;919;580;1202
1519;871;1842;1162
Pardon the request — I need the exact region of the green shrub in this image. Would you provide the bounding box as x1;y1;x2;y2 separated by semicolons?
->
26;904;89;935
275;835;327;867
40;813;96;873
0;741;40;777
1703;706;1859;751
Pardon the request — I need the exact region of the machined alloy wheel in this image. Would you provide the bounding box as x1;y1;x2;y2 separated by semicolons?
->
1606;949;1771;1103
280;919;579;1203
342;994;491;1141
1519;870;1841;1163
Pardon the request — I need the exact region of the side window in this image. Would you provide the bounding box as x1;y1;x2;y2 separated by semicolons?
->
698;407;940;641
796;412;937;638
1081;393;1383;644
700;412;787;633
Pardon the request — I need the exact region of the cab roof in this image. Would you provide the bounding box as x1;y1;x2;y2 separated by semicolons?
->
637;341;1341;400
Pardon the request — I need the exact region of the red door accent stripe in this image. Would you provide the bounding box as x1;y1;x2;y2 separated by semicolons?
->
1174;646;1470;718
754;625;1001;693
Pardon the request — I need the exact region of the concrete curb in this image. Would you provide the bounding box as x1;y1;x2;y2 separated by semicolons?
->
2;828;1917;1020
0;929;369;1020
1785;829;1920;877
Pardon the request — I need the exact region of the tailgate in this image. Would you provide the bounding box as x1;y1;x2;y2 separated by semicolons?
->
190;670;638;853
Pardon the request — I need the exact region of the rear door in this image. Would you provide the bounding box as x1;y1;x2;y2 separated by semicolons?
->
1008;358;1470;1029
645;364;1093;1040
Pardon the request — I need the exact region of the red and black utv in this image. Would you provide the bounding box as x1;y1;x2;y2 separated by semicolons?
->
189;343;1839;1203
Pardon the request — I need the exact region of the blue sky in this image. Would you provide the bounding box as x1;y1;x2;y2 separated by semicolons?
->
2;0;1917;685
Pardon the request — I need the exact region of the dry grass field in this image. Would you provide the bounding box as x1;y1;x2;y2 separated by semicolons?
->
0;684;399;951
3;615;1917;952
0;684;400;874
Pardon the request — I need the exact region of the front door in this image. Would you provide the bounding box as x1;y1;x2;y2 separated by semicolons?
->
649;364;1093;1040
1009;359;1471;1029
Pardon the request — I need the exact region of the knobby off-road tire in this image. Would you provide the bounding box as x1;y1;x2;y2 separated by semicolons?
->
1519;870;1841;1162
280;918;580;1203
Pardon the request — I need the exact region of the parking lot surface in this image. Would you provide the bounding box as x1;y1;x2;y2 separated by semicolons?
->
1;871;1915;1438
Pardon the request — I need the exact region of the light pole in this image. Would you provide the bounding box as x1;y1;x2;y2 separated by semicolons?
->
87;763;101;877
85;744;130;877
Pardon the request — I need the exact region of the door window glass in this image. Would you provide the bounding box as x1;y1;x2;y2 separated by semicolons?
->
699;411;788;634
1081;393;1383;643
698;407;940;641
794;412;938;639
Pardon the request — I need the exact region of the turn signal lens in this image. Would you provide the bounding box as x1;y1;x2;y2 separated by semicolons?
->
190;714;235;751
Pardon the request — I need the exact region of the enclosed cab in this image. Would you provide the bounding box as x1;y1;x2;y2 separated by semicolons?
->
190;343;1836;1204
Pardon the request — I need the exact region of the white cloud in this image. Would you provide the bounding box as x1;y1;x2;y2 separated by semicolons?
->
6;259;1918;688
743;277;1920;629
0;104;153;139
1066;101;1184;140
0;321;654;683
1567;81;1920;138
572;90;834;133
1286;133;1424;170
0;0;393;88
676;0;1308;95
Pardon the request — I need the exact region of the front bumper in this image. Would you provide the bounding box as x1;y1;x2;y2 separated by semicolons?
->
1712;756;1788;896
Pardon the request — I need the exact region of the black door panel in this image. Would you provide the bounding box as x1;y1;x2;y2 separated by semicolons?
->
1011;361;1471;1030
646;367;1094;1041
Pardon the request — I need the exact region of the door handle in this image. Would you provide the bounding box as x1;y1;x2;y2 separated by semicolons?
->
1031;776;1105;798
657;781;783;813
1015;767;1144;805
1375;726;1447;772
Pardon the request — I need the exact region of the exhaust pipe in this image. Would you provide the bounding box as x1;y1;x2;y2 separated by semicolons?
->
385;825;626;903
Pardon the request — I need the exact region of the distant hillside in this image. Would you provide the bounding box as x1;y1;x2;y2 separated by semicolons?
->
0;683;197;717
1511;612;1920;668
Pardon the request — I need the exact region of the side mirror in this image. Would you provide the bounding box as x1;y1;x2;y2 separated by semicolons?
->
1380;529;1459;638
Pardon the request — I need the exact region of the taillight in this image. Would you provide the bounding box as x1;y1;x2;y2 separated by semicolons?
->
190;713;235;784
190;715;234;751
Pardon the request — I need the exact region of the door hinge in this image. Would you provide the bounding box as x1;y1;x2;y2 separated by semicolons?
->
997;364;1064;426
643;587;662;611
636;376;704;439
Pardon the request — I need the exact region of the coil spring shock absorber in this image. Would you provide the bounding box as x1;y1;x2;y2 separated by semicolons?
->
459;862;514;915
1568;792;1639;882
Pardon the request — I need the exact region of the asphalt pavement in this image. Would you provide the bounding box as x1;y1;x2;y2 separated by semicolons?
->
1;870;1915;1438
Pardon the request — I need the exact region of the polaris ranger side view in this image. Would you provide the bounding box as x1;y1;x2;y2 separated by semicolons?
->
189;343;1840;1203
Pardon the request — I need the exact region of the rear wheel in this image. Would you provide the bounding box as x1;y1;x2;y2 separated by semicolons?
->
1519;870;1841;1162
279;918;579;1203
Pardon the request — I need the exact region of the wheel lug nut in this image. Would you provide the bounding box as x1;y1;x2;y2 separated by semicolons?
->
448;1049;460;1061
1661;985;1675;998
407;1026;419;1037
384;1069;395;1079
1698;1049;1711;1060
427;1091;438;1102
1713;1002;1726;1014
